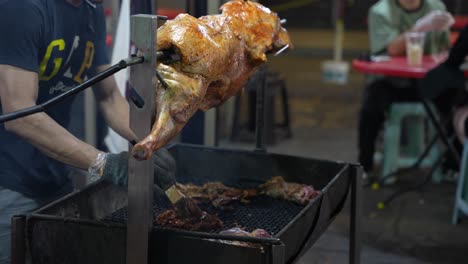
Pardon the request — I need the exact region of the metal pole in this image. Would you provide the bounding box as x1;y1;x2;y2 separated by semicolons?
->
10;215;26;264
203;0;221;147
181;0;208;146
350;166;362;264
127;14;160;264
255;65;267;152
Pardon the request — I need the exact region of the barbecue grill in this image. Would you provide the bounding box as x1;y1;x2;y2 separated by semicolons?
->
11;144;362;264
7;8;362;264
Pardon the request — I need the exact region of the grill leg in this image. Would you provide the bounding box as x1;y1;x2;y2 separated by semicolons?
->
11;215;26;264
350;166;362;264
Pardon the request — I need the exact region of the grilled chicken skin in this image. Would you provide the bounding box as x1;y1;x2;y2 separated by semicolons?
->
132;0;292;160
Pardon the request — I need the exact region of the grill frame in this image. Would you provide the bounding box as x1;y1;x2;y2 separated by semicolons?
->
11;144;361;264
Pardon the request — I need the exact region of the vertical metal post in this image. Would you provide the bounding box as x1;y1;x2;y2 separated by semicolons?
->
10;215;26;264
455;0;462;15
127;14;159;264
181;0;209;146
350;166;362;264
255;65;267;152
270;244;285;264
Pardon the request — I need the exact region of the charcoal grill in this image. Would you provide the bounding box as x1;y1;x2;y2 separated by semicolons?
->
9;6;362;264
11;144;362;264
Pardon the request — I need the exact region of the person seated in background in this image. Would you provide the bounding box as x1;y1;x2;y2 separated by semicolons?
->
358;0;453;179
422;24;468;158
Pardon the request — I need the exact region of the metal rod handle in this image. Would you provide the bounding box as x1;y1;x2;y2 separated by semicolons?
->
0;56;144;124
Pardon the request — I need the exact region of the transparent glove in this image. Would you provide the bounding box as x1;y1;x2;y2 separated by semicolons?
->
88;149;176;191
93;152;129;186
413;10;454;32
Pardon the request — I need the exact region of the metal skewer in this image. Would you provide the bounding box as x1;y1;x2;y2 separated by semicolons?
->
274;44;290;57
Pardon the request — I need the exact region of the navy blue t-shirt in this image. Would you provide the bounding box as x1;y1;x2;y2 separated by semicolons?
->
0;0;109;198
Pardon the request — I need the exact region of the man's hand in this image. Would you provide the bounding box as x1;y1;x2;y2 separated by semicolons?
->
413;10;454;32
99;151;129;186
100;148;177;193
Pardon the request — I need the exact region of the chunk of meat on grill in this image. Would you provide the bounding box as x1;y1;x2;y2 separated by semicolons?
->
176;182;258;209
132;0;292;160
156;209;223;231
176;176;318;208
259;176;320;205
220;227;272;238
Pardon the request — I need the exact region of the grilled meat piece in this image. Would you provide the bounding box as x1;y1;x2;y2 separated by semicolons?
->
156;209;223;231
132;0;292;160
220;227;272;238
260;176;320;205
176;182;258;209
176;176;318;208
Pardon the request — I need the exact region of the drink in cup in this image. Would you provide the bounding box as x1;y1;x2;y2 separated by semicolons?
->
405;32;426;66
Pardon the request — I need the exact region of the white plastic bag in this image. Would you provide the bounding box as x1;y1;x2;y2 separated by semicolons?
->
413;10;455;32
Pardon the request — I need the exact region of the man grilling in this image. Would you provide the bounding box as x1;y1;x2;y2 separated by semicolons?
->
0;1;175;262
358;0;453;182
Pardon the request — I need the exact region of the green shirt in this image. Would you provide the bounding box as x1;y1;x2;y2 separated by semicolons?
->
369;0;450;55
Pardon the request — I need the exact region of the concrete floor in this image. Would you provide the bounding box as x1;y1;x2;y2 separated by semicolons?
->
219;30;468;263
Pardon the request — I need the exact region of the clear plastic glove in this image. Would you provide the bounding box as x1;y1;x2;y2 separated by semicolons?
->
413;10;454;32
89;148;176;191
89;152;128;186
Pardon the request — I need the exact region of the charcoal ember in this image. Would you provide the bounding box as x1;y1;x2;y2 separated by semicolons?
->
156;210;223;231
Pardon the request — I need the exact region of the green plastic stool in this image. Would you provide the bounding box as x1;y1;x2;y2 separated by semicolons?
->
380;103;442;182
453;139;468;224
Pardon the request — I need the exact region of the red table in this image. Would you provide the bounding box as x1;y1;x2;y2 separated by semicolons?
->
352;56;468;79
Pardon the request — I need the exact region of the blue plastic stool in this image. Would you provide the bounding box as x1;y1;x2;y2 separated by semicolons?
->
380;103;442;182
453;139;468;224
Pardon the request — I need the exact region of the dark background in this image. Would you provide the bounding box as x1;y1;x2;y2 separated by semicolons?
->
262;0;468;29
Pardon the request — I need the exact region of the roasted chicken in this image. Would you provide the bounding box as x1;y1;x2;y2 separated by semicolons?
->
132;0;292;160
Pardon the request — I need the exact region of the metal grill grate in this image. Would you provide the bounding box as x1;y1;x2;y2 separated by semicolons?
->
103;195;305;236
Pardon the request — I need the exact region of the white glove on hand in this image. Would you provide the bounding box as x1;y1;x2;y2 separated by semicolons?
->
413;10;455;32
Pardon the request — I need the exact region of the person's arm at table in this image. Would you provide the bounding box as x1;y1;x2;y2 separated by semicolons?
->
368;11;400;55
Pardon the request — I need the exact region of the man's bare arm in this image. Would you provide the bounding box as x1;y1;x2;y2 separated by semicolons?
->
93;65;137;142
0;65;100;170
